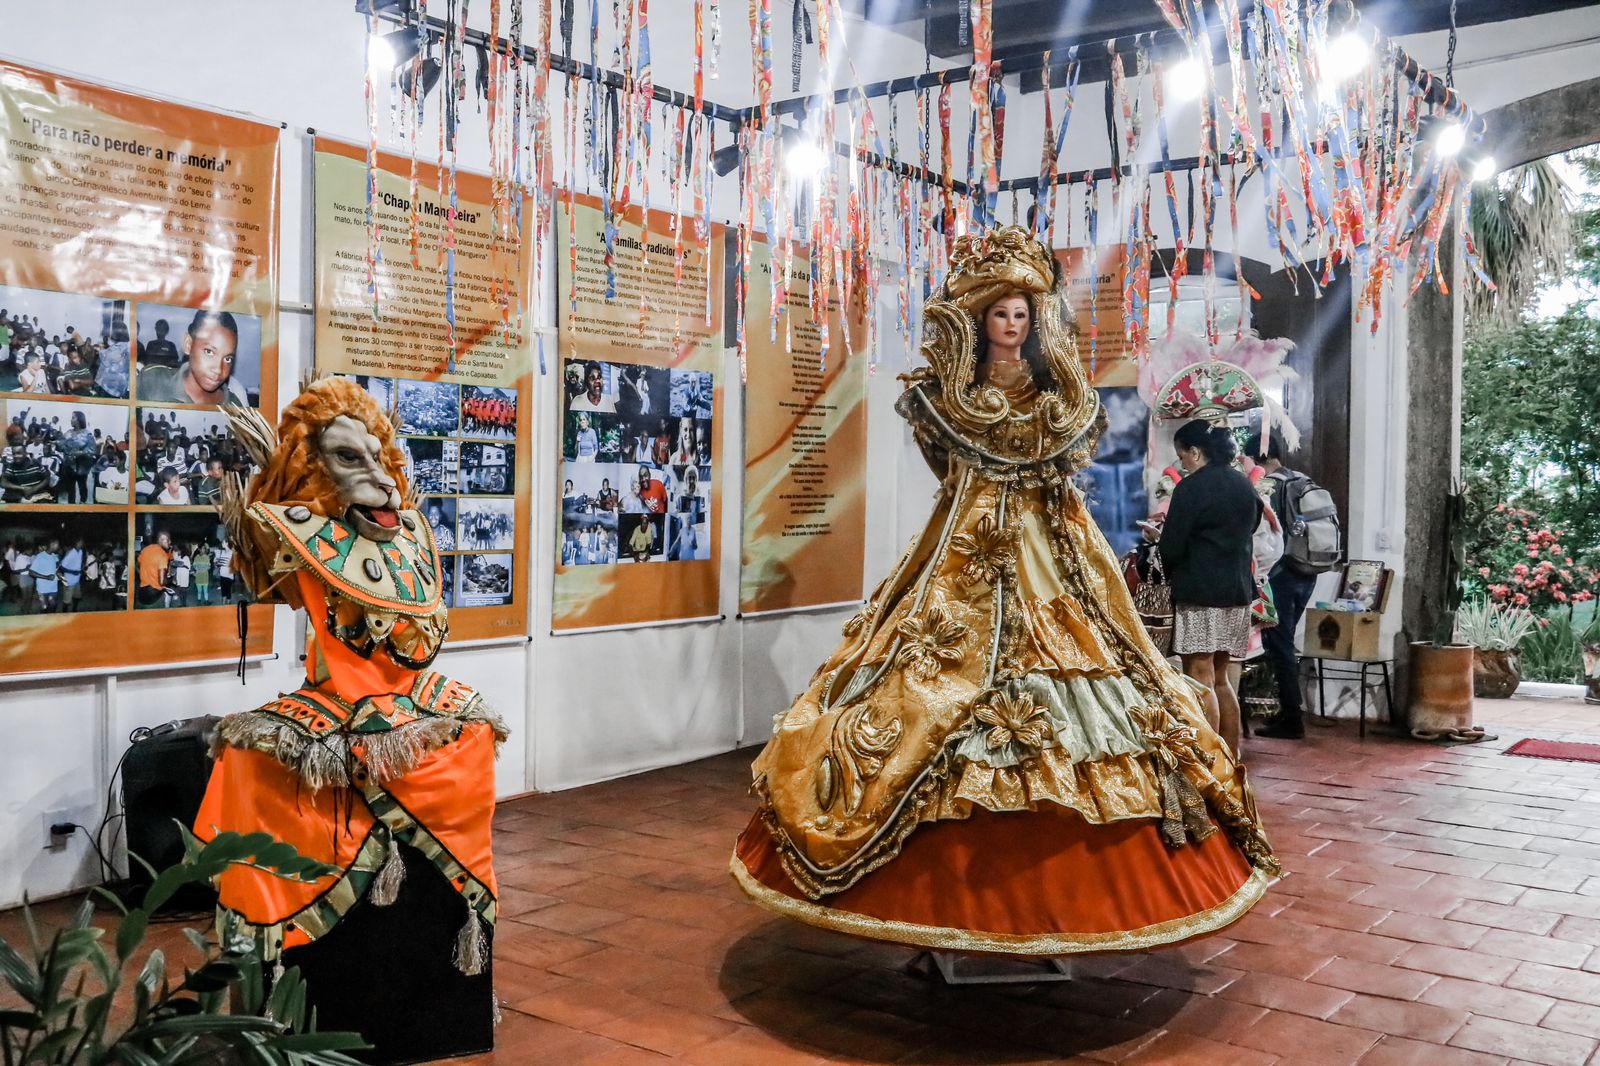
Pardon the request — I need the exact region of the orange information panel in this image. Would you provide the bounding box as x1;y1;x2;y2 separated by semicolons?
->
0;59;279;675
1055;244;1132;386
739;237;868;615
552;195;723;632
311;137;532;640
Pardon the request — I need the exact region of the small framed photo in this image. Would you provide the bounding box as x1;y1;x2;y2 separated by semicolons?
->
1339;560;1391;612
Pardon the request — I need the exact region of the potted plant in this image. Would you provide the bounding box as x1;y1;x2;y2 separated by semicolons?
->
1583;613;1600;705
0;828;366;1065
1410;484;1487;739
1457;597;1537;698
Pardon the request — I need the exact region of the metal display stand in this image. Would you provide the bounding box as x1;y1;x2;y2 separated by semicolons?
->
924;952;1074;985
1304;654;1395;738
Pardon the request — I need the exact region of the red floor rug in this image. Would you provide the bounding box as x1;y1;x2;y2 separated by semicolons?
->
1504;738;1600;763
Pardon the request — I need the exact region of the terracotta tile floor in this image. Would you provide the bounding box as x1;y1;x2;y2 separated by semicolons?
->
8;693;1600;1065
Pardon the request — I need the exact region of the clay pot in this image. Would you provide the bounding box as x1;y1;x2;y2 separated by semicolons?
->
1473;648;1521;700
1409;642;1477;735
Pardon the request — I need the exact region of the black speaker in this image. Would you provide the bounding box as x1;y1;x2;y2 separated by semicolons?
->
121;716;219;911
283;844;495;1064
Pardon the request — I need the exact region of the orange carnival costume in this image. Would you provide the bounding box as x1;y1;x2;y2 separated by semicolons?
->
732;228;1279;955
195;379;506;1062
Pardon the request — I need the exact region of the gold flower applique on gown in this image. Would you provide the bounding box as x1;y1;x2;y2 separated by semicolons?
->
731;226;1278;955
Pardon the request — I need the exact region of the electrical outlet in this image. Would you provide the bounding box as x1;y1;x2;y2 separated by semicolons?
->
1374;530;1392;551
42;808;88;851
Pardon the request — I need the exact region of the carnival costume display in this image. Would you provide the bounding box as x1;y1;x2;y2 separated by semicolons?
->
1138;331;1298;652
732;227;1278;955
194;378;505;1063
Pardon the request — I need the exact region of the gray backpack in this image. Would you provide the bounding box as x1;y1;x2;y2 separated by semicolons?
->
1272;470;1343;575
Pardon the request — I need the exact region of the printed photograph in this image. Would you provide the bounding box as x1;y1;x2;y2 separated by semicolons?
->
617;462;670;516
564;358;617;414
457;497;514;552
618;513;665;563
622;417;676;468
134;407;254;506
436;553;456;609
666;512;711;562
0;511;129;616
460;441;512;495
565;410;604;463
401;437;458;495
615;364;670;420
396;378;460;436
562;464;621;523
560;521;617;566
132;512;247;609
421;497;457;550
1;398;131;505
135;304;263;408
457;552;512;607
0;283;132;400
668;368;714;419
461;385;516;440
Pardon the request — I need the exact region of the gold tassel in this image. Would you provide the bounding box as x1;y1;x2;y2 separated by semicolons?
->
452;910;488;976
369;837;404;907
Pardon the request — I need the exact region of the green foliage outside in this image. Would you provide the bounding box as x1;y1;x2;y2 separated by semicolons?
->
1465;149;1600;682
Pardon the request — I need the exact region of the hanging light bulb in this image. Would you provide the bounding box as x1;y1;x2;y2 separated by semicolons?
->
1435;122;1467;157
367;33;398;71
784;139;827;178
1325;31;1371;81
1471;155;1499;182
1165;56;1205;103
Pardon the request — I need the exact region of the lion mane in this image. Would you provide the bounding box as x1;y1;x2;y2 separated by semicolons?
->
232;377;412;605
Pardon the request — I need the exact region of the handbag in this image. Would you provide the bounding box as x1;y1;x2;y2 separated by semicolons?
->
1134;546;1175;655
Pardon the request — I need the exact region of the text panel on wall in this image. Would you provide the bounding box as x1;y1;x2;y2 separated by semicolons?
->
740;236;868;616
552;195;724;632
0;59;280;673
311;137;533;639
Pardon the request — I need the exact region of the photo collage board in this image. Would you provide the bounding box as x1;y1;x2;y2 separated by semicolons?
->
343;375;525;613
1;285;273;619
560;357;714;568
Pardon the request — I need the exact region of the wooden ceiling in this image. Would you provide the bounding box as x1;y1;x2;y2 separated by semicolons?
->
841;0;1600;65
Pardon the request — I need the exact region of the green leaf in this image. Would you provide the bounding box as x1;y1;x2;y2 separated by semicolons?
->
27;1027;84;1062
115;911;150;963
0;1009;43;1029
0;938;40;1004
271;1032;369;1053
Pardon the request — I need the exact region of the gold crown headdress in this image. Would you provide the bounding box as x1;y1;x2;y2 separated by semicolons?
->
913;226;1097;453
942;227;1057;317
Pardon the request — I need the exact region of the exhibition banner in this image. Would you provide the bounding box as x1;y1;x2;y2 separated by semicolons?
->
739;239;868;615
312;137;532;386
553;195;723;632
314;140;533;640
0;59;279;675
1055;245;1133;387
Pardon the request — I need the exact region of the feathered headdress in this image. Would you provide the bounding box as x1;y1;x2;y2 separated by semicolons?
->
1137;329;1301;452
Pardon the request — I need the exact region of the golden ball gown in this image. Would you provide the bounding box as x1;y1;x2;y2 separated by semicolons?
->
731;227;1279;955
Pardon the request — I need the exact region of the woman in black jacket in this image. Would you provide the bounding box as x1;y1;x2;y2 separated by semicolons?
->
1158;419;1262;755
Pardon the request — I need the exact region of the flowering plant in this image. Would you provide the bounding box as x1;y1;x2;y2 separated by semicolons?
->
1468;505;1600;612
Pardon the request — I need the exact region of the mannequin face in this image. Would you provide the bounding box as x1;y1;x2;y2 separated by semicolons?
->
983;295;1031;358
318;415;403;540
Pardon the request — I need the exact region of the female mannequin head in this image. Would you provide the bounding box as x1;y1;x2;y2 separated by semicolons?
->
974;290;1053;392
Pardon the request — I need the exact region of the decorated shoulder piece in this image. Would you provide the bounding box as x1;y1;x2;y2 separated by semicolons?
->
899;225;1103;469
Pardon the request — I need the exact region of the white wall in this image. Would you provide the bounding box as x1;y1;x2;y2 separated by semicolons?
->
2;0;1598;906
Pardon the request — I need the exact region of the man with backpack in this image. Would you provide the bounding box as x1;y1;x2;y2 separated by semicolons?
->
1247;432;1344;739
